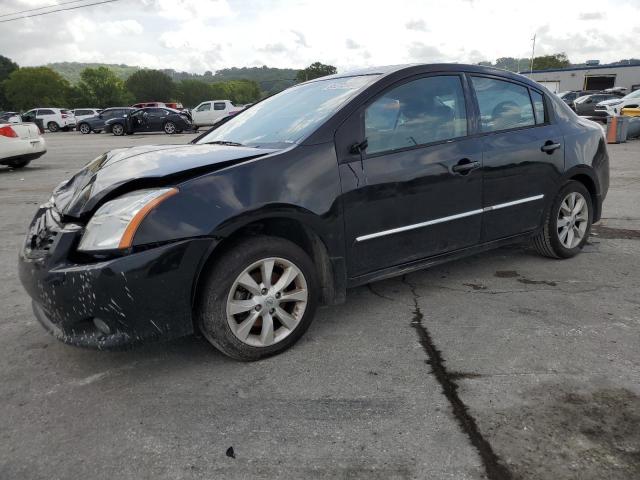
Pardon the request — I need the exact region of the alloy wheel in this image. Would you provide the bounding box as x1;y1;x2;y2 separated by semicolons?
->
164;122;176;134
226;257;308;347
79;124;90;134
112;124;124;136
557;191;588;249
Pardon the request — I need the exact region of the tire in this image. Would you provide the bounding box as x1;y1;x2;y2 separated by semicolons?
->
197;236;319;361
533;180;593;259
6;159;30;169
78;123;91;134
164;121;176;134
47;122;59;133
111;123;124;136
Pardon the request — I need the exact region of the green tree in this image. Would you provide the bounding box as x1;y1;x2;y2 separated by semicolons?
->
225;79;261;104
531;53;571;71
0;55;19;109
177;79;215;108
4;67;69;110
125;69;176;102
76;66;132;108
296;62;337;82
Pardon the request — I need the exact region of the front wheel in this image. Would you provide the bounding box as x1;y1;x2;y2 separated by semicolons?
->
111;123;124;136
164;121;176;134
533;180;593;258
197;236;319;361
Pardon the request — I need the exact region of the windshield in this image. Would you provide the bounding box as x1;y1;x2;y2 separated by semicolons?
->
196;75;379;147
624;89;640;100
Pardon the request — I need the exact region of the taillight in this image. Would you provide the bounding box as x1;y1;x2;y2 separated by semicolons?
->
61;114;68;118
0;125;18;138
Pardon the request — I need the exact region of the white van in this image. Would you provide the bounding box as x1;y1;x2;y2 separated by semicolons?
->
191;100;242;128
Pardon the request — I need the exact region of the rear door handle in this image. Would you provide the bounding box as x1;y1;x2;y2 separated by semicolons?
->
452;159;480;174
541;141;561;154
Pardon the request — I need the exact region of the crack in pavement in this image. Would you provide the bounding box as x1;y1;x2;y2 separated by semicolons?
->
402;275;513;480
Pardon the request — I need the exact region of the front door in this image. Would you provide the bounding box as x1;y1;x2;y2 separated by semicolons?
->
469;75;564;242
337;74;484;278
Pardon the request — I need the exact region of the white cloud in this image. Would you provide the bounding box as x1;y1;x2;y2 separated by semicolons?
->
1;0;639;74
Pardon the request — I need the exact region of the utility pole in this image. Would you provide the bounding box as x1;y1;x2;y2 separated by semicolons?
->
529;34;537;74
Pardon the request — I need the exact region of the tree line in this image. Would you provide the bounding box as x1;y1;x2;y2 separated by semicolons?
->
0;56;338;112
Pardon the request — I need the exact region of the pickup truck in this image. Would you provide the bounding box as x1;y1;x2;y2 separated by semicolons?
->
191;100;242;128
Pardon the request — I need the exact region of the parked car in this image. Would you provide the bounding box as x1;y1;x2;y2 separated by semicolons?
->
572;93;621;116
557;90;598;105
0;111;21;123
18;64;609;360
191;100;242;128
0;122;46;168
71;108;102;124
594;89;640;117
132;102;166;108
104;107;193;135
76;107;134;134
21;108;75;132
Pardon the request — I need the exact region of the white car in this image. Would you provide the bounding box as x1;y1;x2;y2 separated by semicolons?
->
191;100;242;128
594;89;640;118
22;108;76;132
71;108;101;124
0;122;46;169
0;111;21;123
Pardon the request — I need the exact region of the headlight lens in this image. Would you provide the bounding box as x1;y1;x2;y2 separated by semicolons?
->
78;188;178;252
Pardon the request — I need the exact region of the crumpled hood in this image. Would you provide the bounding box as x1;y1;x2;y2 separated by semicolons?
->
53;143;278;218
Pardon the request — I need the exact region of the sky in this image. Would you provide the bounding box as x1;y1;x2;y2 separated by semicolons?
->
1;0;640;74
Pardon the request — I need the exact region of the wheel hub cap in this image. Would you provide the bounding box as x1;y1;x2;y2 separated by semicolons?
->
557;191;588;249
226;257;308;348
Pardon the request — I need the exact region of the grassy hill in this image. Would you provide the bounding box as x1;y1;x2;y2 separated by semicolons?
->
47;62;299;95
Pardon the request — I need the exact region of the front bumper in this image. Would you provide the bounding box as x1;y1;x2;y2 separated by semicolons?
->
18;205;213;349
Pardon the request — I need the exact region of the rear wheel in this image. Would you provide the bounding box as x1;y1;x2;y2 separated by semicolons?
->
164;121;176;134
78;123;91;134
111;123;124;136
197;236;319;361
47;122;59;133
533;180;592;258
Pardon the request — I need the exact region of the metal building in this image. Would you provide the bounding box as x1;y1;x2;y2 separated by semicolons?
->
523;63;640;94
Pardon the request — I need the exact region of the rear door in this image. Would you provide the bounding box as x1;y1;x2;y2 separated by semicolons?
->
469;75;564;242
337;73;483;277
146;108;167;131
213;102;227;122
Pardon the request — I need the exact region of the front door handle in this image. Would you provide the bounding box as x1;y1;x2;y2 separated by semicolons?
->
541;141;561;154
452;159;480;174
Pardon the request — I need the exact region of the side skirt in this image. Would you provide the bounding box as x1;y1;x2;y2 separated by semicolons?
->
347;231;536;288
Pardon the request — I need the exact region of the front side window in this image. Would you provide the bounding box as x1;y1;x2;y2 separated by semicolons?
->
213;102;226;110
530;90;546;125
197;75;378;148
197;103;211;111
472;76;535;132
365;75;468;155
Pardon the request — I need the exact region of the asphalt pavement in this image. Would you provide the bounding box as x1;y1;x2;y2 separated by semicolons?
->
1;131;638;480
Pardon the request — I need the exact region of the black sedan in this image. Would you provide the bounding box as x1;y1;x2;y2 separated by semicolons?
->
19;64;609;360
104;107;193;135
76;107;134;134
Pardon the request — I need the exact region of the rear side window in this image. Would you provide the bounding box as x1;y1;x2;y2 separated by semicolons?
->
365;75;468;155
214;102;226;110
75;109;90;116
530;90;546;124
471;76;535;132
197;103;211;111
38;109;54;115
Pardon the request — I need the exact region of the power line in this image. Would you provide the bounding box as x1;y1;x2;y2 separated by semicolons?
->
0;0;96;19
0;0;121;23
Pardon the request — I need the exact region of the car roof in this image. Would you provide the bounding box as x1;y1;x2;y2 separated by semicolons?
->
301;63;544;90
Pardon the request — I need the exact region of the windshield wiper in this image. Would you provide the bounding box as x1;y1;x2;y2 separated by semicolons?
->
205;140;245;147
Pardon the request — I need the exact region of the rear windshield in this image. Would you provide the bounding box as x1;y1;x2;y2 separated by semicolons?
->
196;75;378;148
